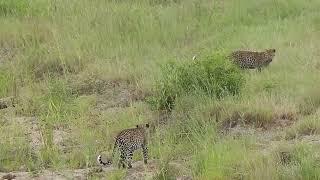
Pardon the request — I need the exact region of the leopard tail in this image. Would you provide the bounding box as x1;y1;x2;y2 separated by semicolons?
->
97;141;117;166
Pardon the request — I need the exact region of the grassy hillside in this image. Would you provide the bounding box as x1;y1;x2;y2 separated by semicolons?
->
1;0;320;179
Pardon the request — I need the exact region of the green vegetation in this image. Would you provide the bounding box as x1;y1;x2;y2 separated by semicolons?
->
149;53;244;111
0;69;14;98
0;0;320;179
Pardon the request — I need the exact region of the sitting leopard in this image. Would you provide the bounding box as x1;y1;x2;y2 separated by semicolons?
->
97;123;150;169
229;49;276;72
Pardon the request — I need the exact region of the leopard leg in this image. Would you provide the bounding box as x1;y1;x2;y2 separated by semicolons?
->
142;144;148;164
258;67;262;72
118;150;126;169
126;150;134;169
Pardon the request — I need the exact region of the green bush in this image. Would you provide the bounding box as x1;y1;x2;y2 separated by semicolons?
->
149;53;245;111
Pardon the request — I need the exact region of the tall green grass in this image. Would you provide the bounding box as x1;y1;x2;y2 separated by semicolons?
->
148;53;244;111
0;69;14;98
0;0;320;179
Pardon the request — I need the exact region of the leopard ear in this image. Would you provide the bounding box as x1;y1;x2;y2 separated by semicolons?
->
145;123;150;128
267;49;276;53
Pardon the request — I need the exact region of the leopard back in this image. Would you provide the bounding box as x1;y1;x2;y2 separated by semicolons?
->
97;123;150;168
230;49;276;70
115;124;147;152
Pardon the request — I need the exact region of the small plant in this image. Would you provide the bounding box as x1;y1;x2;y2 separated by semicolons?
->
285;114;320;139
154;161;177;180
298;89;320;116
149;52;245;111
0;69;14;98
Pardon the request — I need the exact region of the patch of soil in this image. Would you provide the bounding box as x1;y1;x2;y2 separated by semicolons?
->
1;173;16;180
177;176;193;180
0;160;191;180
154;110;172;126
0;97;14;110
124;160;191;180
13;117;43;153
299;135;320;145
0;168;104;180
95;83;151;110
220;110;296;131
221;124;283;145
0;47;16;65
124;160;160;180
221;125;256;138
53;128;73;153
70;76;151;110
0;170;76;180
69;76;113;96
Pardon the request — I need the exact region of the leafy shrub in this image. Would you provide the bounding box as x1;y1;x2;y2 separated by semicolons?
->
149;53;245;111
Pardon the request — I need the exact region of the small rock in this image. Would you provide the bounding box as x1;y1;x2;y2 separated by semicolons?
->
2;173;16;180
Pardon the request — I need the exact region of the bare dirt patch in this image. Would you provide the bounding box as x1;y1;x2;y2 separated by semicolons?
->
0;97;14;110
13;117;43;153
0;160;191;180
96;86;149;110
0;46;16;65
53;128;73;153
98;92;150;113
294;135;320;145
0;170;83;180
69;76;151;110
152;110;172;126
220;110;297;131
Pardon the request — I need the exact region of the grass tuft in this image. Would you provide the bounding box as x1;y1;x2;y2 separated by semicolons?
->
149;52;244;111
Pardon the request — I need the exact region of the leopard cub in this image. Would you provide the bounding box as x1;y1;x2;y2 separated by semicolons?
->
97;123;150;169
230;49;276;71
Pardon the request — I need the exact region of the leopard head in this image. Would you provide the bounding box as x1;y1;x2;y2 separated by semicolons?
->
136;123;150;129
136;123;151;138
263;49;276;65
265;49;276;58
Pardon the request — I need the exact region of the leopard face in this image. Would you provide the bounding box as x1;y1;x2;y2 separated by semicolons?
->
262;49;276;66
